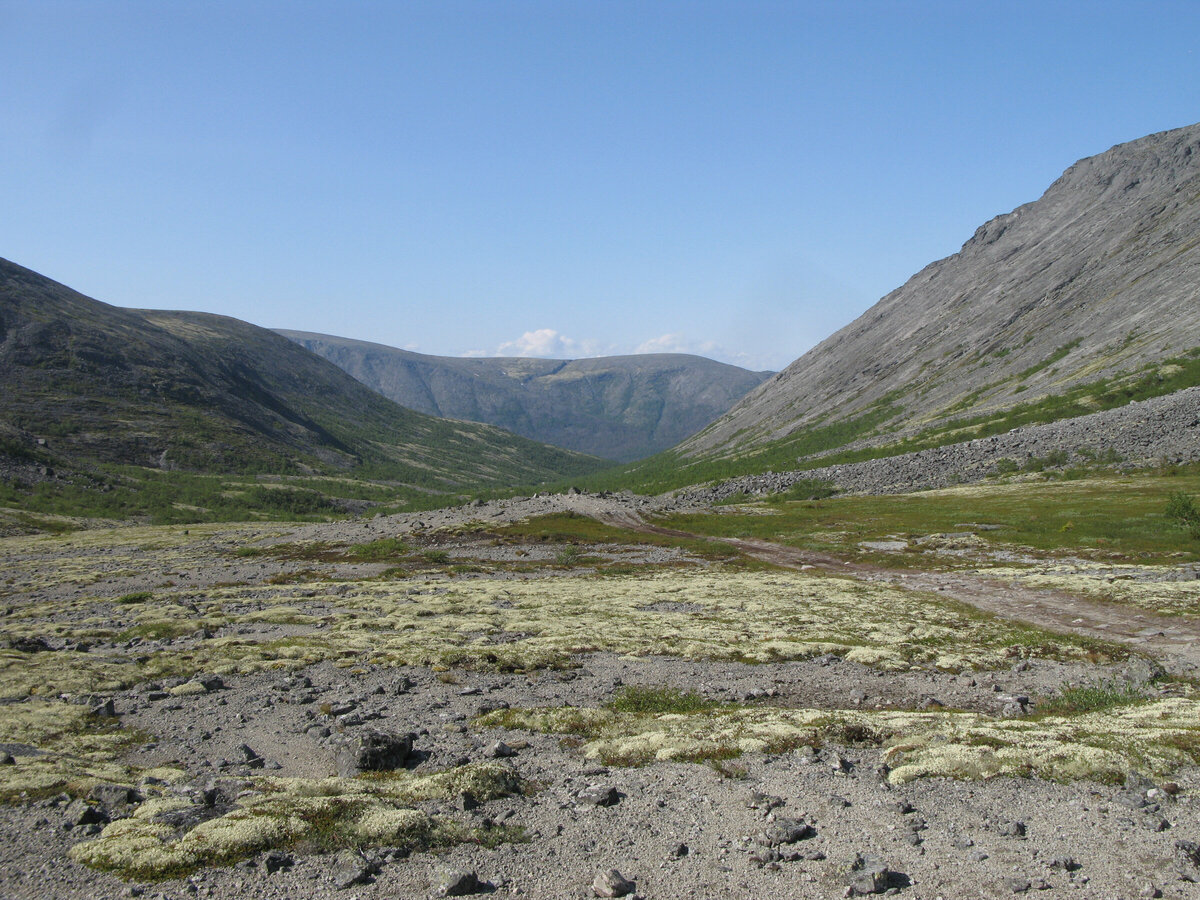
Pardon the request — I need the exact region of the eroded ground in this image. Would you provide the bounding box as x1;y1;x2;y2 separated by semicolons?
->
2;488;1200;899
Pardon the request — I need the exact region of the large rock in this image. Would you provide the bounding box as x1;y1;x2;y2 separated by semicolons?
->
592;869;635;898
334;730;413;778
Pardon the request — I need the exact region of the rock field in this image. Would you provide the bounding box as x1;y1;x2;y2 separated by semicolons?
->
2;491;1200;899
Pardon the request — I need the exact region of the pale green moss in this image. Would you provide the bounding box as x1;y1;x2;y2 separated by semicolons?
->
0;701;145;801
69;762;522;880
480;698;1200;784
2;565;1125;701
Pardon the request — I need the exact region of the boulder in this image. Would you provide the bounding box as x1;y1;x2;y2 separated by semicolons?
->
334;730;413;778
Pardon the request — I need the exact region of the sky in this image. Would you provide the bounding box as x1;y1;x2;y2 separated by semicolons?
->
2;1;1199;372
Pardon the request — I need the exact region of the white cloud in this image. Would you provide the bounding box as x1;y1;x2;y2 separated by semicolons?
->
459;328;785;371
469;328;614;359
633;332;719;356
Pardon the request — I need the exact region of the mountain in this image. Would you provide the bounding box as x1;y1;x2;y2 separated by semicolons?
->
276;331;773;461
0;258;603;491
678;122;1200;464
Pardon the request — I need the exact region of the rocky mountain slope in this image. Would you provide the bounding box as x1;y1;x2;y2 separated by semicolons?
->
278;331;771;461
680;122;1200;462
0;258;601;488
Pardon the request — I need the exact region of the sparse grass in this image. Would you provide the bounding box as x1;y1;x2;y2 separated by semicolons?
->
1036;679;1152;716
605;684;719;715
348;537;410;560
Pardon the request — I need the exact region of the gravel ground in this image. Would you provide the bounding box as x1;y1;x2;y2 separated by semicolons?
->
3;496;1200;900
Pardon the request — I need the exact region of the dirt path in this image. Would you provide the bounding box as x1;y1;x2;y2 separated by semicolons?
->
596;511;1200;673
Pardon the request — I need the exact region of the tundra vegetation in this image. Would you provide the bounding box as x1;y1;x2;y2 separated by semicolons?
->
1;464;1199;885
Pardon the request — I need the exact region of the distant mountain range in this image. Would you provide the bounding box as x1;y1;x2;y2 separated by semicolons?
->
0;258;602;491
277;331;772;461
679;122;1200;466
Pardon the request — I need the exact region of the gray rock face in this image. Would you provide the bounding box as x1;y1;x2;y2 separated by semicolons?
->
680;122;1200;463
277;331;772;462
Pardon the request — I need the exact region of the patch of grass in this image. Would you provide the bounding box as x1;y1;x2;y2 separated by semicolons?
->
605;684;720;715
115;591;153;604
1037;679;1152;716
660;467;1200;563
348;537;410;560
554;545;584;566
770;478;839;502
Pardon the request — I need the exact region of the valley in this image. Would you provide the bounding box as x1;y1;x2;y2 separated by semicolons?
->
3;121;1200;899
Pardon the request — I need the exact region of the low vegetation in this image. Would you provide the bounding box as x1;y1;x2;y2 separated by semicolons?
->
660;468;1200;566
68;763;523;880
479;694;1200;784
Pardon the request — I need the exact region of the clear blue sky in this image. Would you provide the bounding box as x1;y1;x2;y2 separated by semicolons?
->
2;1;1199;371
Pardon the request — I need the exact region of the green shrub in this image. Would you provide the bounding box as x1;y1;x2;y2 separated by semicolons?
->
554;545;584;566
1166;491;1200;539
115;591;153;604
774;478;838;502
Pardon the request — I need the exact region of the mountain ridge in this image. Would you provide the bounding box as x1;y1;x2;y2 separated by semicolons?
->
277;330;772;461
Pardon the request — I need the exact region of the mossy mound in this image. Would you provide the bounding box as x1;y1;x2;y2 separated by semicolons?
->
68;762;522;881
481;697;1200;784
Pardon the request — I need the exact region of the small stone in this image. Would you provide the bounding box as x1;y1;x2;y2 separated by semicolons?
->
331;849;377;889
262;849;292;874
63;798;108;827
578;784;620;807
1175;840;1200;882
846;853;895;896
487;740;517;758
0;752;14;765
759;817;815;846
747;791;784;811
998;820;1027;838
669;843;689;859
592;869;635;898
433;868;483;896
90;699;117;717
194;674;225;691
